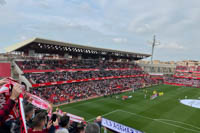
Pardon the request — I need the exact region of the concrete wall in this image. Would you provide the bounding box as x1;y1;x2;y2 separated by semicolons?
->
138;63;176;75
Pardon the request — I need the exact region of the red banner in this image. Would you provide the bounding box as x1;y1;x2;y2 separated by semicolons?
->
23;69;55;73
0;83;20;122
176;70;200;73
32;74;148;87
164;82;193;87
104;68;142;71
151;77;163;80
26;93;51;110
23;68;142;73
173;75;200;80
19;94;28;133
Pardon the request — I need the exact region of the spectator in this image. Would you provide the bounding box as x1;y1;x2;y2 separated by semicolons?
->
28;112;48;133
0;83;22;132
76;123;85;133
0;83;22;122
85;123;100;133
24;104;35;129
56;115;70;133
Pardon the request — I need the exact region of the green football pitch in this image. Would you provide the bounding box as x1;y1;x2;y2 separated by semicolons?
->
58;85;200;133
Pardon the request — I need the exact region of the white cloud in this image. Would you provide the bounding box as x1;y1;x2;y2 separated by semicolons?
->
112;37;127;43
135;24;151;33
20;35;27;41
158;42;185;50
79;2;90;11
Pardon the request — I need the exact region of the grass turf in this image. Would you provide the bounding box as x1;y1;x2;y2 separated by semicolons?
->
58;85;200;133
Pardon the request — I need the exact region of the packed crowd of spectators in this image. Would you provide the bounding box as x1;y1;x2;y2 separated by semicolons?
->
197;66;200;71
176;65;200;72
25;70;145;84
30;77;156;104
164;66;200;87
15;59;157;105
0;79;103;133
174;66;200;80
16;59;141;70
174;72;200;78
176;66;188;71
165;77;200;87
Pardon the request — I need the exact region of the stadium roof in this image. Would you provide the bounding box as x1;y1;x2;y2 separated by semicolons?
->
5;37;151;60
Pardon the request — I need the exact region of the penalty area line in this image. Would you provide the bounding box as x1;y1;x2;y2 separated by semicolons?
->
118;110;200;133
156;119;200;131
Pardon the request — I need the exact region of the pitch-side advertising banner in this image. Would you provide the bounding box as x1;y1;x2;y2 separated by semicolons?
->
101;118;143;133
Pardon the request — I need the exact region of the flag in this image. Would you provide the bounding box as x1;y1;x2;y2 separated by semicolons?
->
0;84;19;121
18;94;28;133
26;92;51;110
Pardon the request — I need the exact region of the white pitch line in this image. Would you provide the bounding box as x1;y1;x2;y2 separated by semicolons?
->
87;109;119;122
118;109;153;121
118;110;200;133
156;119;200;130
155;119;200;133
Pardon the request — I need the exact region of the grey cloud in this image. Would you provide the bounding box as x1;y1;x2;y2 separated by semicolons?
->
0;0;6;5
38;1;49;9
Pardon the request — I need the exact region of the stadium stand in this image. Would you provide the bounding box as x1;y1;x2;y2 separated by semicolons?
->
30;77;154;105
16;59;141;71
14;59;156;104
0;38;157;133
164;65;200;87
3;38;157;105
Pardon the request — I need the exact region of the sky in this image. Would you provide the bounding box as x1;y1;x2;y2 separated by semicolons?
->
0;0;199;61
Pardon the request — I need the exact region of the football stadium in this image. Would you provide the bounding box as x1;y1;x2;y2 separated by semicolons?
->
1;1;200;133
0;38;200;133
